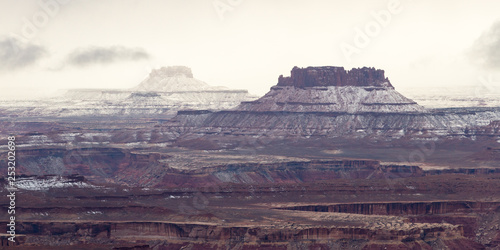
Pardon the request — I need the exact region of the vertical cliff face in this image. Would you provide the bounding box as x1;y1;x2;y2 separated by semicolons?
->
277;66;392;88
12;221;474;249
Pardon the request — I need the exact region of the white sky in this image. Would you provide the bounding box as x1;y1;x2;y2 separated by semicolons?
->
0;0;499;99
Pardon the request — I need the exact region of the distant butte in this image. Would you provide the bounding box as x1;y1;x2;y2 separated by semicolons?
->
150;65;194;78
168;65;500;144
277;66;393;88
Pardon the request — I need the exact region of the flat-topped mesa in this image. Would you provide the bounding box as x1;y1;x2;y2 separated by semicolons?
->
150;66;194;78
277;66;393;88
132;66;217;92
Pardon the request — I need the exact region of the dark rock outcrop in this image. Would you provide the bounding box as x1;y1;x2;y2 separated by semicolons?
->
277;66;392;88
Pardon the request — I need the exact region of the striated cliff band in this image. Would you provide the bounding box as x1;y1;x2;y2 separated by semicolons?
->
1;66;500;249
165;66;500;147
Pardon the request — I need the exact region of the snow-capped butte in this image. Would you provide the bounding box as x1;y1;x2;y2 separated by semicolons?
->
131;66;227;92
236;66;425;113
0;66;257;117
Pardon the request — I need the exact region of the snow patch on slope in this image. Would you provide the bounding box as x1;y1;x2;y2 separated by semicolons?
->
237;86;424;113
14;176;97;191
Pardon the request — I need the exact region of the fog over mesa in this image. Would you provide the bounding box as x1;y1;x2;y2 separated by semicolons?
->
0;0;499;100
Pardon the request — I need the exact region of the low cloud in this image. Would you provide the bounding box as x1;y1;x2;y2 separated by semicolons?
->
469;21;500;70
66;46;150;67
0;37;46;71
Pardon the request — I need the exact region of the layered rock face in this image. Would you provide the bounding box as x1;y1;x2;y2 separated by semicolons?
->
168;66;500;143
237;86;423;113
10;220;476;249
3;170;499;249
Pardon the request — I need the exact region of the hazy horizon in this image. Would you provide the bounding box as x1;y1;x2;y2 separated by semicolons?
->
1;0;499;100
